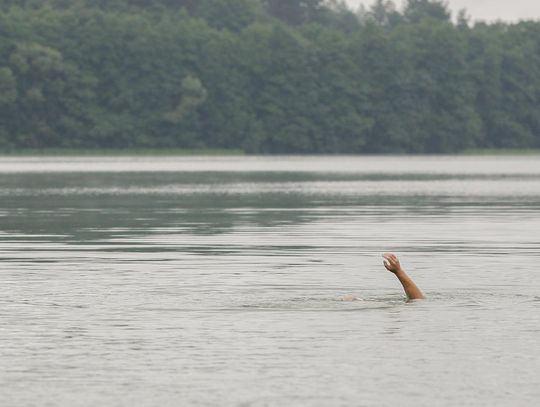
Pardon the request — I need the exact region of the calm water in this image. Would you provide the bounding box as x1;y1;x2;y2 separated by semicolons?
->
1;155;539;407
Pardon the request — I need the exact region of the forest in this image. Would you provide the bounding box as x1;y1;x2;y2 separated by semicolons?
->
0;0;539;153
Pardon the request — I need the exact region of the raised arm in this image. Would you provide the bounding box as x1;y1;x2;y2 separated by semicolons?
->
383;253;425;300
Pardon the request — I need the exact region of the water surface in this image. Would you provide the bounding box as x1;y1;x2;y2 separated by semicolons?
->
1;155;539;406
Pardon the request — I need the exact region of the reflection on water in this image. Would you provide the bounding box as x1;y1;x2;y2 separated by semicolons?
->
1;155;540;406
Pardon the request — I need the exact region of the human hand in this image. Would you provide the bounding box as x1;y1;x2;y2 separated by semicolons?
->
383;253;402;274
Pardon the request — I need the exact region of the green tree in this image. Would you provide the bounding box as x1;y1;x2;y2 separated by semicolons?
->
0;67;17;106
468;23;540;148
192;0;265;32
163;75;207;124
5;42;96;147
403;0;451;23
0;66;17;147
1;0;540;153
262;0;326;25
363;0;401;28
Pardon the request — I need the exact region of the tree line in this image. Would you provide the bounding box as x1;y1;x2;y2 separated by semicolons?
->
1;0;539;153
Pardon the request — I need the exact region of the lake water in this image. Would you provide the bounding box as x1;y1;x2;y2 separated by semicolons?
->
1;155;539;406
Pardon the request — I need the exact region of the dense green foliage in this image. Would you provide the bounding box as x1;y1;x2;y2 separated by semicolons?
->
1;0;539;153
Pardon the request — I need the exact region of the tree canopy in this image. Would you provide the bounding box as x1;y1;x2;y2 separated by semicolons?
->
0;0;539;153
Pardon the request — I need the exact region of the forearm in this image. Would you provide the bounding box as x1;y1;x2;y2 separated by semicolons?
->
394;269;425;300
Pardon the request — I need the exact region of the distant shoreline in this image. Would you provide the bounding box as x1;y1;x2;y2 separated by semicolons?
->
0;148;245;157
0;148;539;157
460;148;540;156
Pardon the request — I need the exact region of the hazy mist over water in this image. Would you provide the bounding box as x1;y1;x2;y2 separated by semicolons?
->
1;155;539;406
